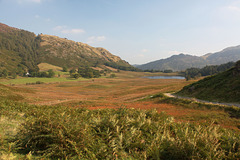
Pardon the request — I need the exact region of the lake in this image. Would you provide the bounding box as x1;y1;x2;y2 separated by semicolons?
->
145;76;185;80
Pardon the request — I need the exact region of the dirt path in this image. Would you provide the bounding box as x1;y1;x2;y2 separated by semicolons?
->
164;93;240;108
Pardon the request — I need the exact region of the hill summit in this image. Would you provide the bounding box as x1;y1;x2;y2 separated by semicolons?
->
0;22;135;75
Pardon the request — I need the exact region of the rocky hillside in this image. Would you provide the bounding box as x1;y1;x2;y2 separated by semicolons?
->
38;34;131;68
177;60;240;103
0;23;134;75
137;46;240;71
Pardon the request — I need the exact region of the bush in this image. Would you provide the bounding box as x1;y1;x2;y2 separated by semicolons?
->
26;81;44;85
14;106;240;159
109;74;116;78
36;81;44;84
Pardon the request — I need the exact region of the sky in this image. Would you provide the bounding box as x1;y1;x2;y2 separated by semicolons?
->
1;0;240;64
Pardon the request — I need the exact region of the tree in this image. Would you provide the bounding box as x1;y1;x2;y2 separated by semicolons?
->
69;69;76;74
85;72;94;78
93;70;101;78
48;69;55;78
110;74;116;78
12;72;17;79
2;69;8;78
62;66;68;72
163;70;173;73
72;73;80;79
39;72;47;77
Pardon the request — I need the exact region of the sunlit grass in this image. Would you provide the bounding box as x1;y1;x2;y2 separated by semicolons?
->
0;77;89;85
0;101;239;159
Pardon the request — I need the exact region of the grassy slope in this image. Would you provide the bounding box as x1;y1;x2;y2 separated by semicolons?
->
178;66;240;103
38;63;62;71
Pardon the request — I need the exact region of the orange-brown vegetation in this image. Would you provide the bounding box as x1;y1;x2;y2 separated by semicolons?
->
14;73;239;131
19;77;189;105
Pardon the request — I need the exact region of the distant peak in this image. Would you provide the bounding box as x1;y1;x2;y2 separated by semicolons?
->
170;53;190;58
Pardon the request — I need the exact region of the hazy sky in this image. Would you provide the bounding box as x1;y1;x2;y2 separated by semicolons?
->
1;0;240;64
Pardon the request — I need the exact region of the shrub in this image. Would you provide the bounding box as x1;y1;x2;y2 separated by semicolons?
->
36;81;44;84
14;106;240;159
110;74;116;78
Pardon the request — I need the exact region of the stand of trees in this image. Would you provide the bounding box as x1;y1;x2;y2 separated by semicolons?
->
0;69;55;79
0;29;41;73
28;69;55;78
143;69;173;73
0;67;28;79
70;67;101;79
185;62;235;80
104;62;140;72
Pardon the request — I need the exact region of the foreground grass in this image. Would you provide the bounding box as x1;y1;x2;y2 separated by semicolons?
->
0;100;239;159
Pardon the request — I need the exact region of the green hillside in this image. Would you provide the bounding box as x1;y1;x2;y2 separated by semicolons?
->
0;23;40;75
178;60;240;103
0;23;136;76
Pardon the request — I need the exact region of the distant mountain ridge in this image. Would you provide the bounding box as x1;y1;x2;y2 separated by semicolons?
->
137;46;240;71
0;22;134;74
206;45;240;65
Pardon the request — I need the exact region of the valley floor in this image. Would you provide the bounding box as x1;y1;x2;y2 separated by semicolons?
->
0;71;240;159
11;72;239;132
